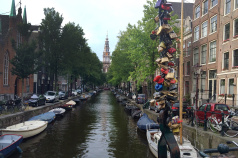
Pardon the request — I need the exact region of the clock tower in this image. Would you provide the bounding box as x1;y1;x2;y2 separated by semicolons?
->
102;34;111;73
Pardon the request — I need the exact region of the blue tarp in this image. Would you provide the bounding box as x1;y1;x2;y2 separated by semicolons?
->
28;112;55;123
137;113;159;131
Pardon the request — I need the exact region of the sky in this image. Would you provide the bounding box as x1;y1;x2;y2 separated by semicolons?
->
0;0;194;61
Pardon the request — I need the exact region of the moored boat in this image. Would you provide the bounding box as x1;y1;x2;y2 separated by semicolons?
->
59;104;73;111
49;108;66;117
0;134;23;157
28;112;56;123
137;113;159;132
146;123;198;158
1;121;48;139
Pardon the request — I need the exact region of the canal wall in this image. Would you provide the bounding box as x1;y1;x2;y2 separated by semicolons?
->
0;99;69;129
132;100;238;156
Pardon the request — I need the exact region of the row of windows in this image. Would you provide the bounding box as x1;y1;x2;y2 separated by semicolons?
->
195;0;238;20
194;15;217;41
219;78;235;95
223;19;238;41
193;41;216;66
222;49;238;70
195;0;218;19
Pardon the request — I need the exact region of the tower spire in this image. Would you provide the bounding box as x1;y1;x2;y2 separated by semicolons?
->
10;0;16;17
23;6;27;24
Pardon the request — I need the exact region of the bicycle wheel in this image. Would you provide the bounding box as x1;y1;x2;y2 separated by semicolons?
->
207;118;219;133
224;120;238;137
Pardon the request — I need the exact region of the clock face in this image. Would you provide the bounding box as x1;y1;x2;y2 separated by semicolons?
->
105;52;108;56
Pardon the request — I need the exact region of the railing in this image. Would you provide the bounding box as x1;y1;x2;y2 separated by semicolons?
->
187;108;238;137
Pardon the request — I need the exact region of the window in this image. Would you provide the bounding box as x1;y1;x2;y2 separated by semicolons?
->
234;19;238;37
225;0;231;15
201;44;207;64
211;0;218;7
193;48;199;65
185;81;189;95
195;5;200;19
203;0;208;15
235;0;238;9
224;23;230;41
208;70;217;100
201;71;206;92
229;78;234;94
201;21;208;38
209;41;216;62
210;15;217;33
233;49;238;67
220;79;225;95
187;41;191;56
186;61;190;75
194;26;199;41
16;31;22;48
223;52;229;70
3;52;9;85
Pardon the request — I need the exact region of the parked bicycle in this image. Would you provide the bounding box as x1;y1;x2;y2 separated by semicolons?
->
207;110;238;137
199;141;238;157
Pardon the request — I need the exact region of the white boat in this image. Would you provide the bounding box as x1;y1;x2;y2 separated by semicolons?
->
49;108;66;116
1;121;48;139
146;124;198;158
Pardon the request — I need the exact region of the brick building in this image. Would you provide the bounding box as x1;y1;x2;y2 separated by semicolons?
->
188;0;238;107
0;0;33;99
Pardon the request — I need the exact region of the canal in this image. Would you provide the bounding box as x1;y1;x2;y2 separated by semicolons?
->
12;91;154;158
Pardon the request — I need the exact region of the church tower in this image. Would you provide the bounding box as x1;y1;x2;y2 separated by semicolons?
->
102;34;111;73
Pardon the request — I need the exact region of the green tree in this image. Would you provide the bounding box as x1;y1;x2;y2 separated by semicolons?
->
11;23;41;102
39;8;63;91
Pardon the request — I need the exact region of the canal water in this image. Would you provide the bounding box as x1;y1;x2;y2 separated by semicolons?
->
12;91;154;158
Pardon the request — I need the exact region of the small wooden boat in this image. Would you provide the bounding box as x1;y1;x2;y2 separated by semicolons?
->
0;134;23;157
28;112;56;123
137;113;159;131
146;123;198;158
49;108;66;117
1;121;48;139
60;104;73;111
66;100;76;108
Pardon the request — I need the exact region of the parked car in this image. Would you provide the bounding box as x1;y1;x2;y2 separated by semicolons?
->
76;89;82;94
195;103;230;123
72;90;78;96
44;91;59;103
171;102;190;117
28;94;46;107
136;94;146;104
59;91;68;100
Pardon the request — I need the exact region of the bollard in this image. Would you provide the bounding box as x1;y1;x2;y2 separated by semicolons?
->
191;108;194;127
221;112;225;136
204;110;207;131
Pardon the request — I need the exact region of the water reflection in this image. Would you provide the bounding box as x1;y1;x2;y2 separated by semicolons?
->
11;91;154;158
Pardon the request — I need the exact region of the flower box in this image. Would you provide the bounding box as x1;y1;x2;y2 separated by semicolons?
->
224;39;230;42
234;35;238;38
232;66;238;69
219;94;225;97
227;94;233;98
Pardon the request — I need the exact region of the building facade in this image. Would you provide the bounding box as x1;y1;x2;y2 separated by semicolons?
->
102;34;111;73
0;0;33;99
188;0;238;107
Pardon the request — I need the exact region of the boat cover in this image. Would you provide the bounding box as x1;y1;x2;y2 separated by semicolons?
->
28;112;55;123
137;113;159;131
